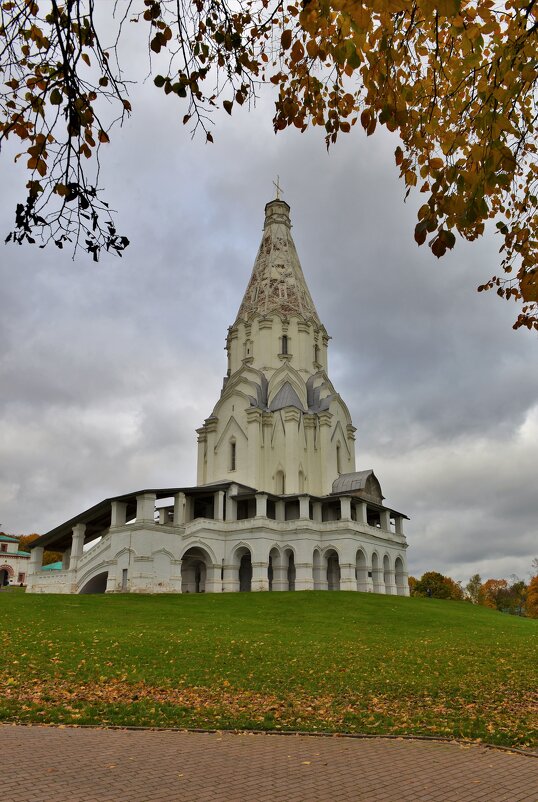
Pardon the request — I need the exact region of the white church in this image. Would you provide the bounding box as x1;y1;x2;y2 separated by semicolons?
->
27;196;410;595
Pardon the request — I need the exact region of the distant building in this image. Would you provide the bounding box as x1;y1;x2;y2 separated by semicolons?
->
0;534;30;586
27;197;410;595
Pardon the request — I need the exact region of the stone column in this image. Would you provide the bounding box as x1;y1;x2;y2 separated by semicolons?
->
196;426;207;485
380;509;391;531
312;501;322;523
255;492;268;518
283;408;301;493
275;500;286;521
205;563;222;593
222;560;238;592
29;546;44;572
299;494;310;520
252;560;269;591
340;562;357;591
246;408;262;490
214;490;225;521
313;556;327;590
68;523;86;571
294;561;314;591
272;559;288;591
226;484;238;522
173;492;186;525
355;501;367;524
318;411;333;493
136;493;156;524
303;415;317;493
394;516;405;535
111;500;127;528
62;548;71;570
385;568;397;596
339;496;352;521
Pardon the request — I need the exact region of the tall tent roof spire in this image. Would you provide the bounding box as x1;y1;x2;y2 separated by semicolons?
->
235;199;321;325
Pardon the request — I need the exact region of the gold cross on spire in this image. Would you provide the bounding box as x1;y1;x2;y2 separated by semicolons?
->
273;175;283;200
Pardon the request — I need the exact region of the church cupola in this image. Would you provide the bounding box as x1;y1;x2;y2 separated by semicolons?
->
235;199;321;325
227;198;329;379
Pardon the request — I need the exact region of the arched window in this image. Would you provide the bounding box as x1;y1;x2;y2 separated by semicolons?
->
275;470;285;495
230;440;236;471
314;344;319;364
281;334;288;355
336;443;342;474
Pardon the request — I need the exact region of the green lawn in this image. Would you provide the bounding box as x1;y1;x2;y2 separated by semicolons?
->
1;592;536;747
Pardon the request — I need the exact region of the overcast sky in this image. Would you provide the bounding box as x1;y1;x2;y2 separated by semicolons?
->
1;12;536;583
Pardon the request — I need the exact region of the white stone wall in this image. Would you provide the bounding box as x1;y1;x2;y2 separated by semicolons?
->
27;517;409;596
197;313;356;496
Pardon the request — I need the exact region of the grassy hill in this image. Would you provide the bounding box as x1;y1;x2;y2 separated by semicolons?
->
1;591;536;747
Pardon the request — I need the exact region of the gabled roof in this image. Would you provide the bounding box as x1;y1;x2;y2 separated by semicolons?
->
235;199;321;325
269;381;305;412
0;534;19;542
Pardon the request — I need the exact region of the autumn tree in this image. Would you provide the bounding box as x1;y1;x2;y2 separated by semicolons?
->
526;574;538;619
413;571;464;599
0;0;537;328
465;572;484;604
481;577;508;608
480;576;527;614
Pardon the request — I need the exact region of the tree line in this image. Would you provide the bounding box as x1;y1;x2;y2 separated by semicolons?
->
409;561;538;618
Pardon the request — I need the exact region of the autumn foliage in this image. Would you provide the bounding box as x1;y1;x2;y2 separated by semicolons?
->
411;569;535;616
525;574;538;619
16;533;61;566
410;571;464;600
0;0;537;328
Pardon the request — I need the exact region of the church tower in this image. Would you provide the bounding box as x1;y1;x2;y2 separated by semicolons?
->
196;198;357;495
26;192;410;596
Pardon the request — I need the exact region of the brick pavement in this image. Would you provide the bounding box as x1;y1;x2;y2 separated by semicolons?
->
1;725;537;802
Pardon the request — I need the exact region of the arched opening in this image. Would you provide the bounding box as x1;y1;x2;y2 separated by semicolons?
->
298;468;305;493
395;556;406;596
234;547;252;592
275;469;285;495
268;553;273;591
229;439;236;471
356;549;368;592
0;566;13;586
79;571;108;594
383;554;391;594
281;334;289;355
181;547;211;593
371;552;383;593
336;443;342;474
326;549;340;591
285;549;296;591
312;549;324;590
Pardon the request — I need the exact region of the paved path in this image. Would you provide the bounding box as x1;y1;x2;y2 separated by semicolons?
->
2;725;537;802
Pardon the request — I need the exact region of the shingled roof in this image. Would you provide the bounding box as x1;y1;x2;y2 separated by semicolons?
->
235;199;321;325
